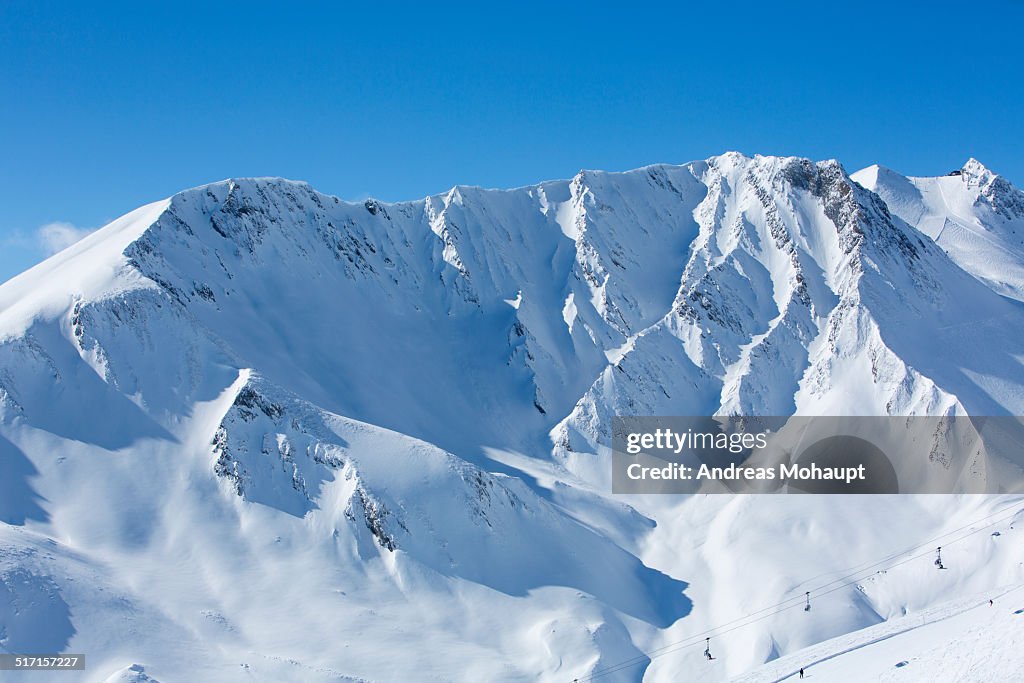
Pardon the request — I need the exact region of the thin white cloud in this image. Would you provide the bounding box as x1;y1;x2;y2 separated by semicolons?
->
37;221;95;256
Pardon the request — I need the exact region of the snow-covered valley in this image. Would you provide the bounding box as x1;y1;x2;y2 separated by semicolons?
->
2;152;1024;681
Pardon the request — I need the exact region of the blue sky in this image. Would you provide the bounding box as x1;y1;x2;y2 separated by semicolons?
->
2;1;1022;282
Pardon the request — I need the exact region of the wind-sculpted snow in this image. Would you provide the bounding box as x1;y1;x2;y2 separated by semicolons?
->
554;155;1024;480
113;169;712;457
2;152;1024;681
0;565;74;653
853;159;1024;302
211;373;690;626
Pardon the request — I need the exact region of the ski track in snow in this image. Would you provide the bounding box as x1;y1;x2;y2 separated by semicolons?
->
734;584;1024;682
2;153;1024;681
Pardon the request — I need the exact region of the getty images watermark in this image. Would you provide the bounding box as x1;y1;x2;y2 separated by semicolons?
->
611;416;1024;494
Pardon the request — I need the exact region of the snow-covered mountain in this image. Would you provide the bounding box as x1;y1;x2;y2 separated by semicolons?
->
2;152;1024;682
852;159;1024;302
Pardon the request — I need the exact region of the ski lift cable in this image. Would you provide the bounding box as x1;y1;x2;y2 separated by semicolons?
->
619;569;1023;683
581;539;1005;682
581;505;1019;679
812;500;1021;581
794;501;1022;595
750;500;1022;607
575;503;1023;682
578;503;1022;682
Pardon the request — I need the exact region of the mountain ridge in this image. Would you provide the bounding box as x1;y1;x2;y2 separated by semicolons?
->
3;152;1024;681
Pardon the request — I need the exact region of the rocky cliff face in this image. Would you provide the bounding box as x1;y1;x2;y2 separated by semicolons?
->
853;158;1024;302
2;153;1023;681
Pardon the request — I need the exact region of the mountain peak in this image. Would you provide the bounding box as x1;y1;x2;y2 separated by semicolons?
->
5;150;1024;682
960;157;998;185
957;159;1024;221
850;164;901;186
180;176;317;196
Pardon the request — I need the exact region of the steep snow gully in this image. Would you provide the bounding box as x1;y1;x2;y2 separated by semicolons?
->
2;153;1024;681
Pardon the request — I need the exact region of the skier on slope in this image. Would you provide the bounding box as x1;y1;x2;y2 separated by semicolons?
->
799;667;805;679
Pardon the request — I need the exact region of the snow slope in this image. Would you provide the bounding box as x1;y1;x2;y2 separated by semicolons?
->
852;159;1024;302
2;153;1024;682
734;584;1024;682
